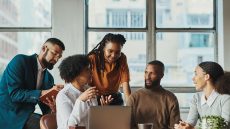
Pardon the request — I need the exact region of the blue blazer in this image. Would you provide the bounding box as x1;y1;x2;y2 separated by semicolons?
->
0;54;54;129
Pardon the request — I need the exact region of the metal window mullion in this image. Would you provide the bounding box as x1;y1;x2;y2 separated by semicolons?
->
0;27;52;32
147;0;155;62
155;29;216;33
84;0;89;54
214;0;218;62
87;28;147;32
131;87;196;93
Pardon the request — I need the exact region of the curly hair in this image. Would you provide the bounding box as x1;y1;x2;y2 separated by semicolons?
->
58;54;89;83
88;33;126;73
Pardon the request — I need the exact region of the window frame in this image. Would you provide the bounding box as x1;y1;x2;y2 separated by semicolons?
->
84;0;218;93
0;0;53;80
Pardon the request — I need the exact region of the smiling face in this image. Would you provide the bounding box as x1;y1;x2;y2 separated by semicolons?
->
192;66;208;91
103;41;122;64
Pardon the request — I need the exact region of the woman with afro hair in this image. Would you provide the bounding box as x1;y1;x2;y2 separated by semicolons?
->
56;54;113;129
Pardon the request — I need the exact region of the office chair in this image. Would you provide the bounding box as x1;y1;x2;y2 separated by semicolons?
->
40;114;57;129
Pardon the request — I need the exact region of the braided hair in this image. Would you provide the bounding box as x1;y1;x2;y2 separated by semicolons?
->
88;33;126;73
198;61;227;94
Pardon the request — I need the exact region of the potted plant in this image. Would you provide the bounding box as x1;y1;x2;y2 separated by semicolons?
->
199;115;228;129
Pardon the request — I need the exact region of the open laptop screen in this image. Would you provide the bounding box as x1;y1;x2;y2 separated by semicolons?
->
88;106;131;129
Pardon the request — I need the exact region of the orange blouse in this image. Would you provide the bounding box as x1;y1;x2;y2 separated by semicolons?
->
88;53;130;95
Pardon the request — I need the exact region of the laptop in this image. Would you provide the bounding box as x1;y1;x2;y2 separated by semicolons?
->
88;106;131;129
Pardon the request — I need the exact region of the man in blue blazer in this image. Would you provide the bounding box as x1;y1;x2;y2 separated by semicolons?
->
0;38;65;129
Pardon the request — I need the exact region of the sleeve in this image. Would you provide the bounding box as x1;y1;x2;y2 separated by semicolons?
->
126;95;138;129
68;99;89;127
168;94;181;129
221;95;230;123
6;55;41;103
186;93;199;126
120;54;130;84
56;94;75;128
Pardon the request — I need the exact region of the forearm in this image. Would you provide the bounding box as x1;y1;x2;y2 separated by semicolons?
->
68;99;88;126
9;88;41;103
122;82;131;102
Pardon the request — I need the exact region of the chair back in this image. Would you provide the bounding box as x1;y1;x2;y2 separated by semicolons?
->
40;114;57;129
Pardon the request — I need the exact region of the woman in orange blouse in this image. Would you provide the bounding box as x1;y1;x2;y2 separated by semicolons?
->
88;33;131;105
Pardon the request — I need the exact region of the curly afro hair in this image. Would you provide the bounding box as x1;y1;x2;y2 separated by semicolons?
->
58;54;89;83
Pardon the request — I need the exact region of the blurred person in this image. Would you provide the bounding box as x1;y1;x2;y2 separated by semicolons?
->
174;61;230;129
0;38;65;129
127;60;180;129
88;33;131;105
56;54;113;129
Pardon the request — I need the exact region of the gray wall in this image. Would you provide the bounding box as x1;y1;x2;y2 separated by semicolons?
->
223;0;230;70
52;0;84;83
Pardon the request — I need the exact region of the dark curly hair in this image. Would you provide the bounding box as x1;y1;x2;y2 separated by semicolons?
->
88;33;126;73
58;54;89;83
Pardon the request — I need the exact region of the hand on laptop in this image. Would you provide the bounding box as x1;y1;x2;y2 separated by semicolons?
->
100;95;114;105
79;87;98;102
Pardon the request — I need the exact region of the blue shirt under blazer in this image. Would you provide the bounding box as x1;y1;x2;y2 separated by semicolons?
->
0;54;54;129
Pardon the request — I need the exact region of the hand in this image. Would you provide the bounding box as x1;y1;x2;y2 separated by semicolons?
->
174;121;193;129
41;84;64;96
100;95;114;105
78;87;98;102
43;95;56;114
51;84;64;91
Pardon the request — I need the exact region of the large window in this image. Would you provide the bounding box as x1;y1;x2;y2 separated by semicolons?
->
0;0;51;80
86;0;147;86
156;0;215;87
86;0;217;118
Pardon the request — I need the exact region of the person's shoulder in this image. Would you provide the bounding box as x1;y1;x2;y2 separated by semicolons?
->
162;88;175;96
12;54;36;62
56;84;71;100
8;54;31;66
219;93;230;102
130;88;147;97
161;88;178;101
12;54;27;60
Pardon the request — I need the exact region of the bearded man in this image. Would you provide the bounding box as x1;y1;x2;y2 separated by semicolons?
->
127;60;181;129
0;38;65;129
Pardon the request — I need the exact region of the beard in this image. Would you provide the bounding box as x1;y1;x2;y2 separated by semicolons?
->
145;79;161;89
42;51;54;70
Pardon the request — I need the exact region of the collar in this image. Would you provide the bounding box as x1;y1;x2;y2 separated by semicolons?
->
201;90;219;107
36;57;46;72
